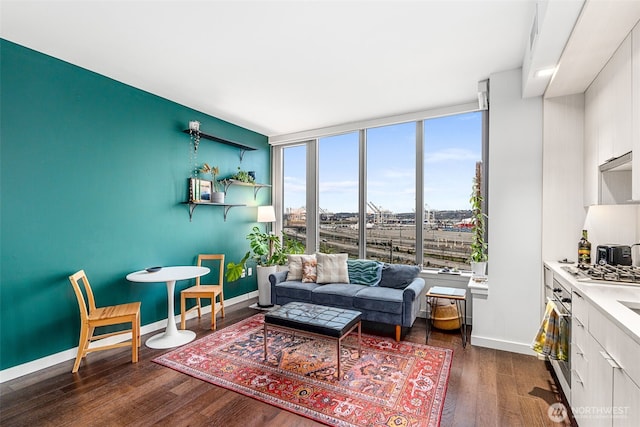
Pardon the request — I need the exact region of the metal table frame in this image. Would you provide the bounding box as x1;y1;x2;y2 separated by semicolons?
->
263;317;362;379
425;287;467;348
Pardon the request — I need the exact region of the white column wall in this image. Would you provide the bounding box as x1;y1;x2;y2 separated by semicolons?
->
474;68;543;354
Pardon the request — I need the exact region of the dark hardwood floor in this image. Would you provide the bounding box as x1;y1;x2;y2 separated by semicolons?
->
1;300;574;426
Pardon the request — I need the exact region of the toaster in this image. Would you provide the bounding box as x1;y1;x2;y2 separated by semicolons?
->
596;245;632;266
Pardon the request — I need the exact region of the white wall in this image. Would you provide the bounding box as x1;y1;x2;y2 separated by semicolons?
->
542;94;586;261
474;68;543;354
582;205;640;266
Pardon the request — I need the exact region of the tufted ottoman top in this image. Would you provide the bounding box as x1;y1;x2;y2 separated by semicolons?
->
264;302;362;338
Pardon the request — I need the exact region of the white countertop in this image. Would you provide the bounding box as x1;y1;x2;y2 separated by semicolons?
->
546;261;640;345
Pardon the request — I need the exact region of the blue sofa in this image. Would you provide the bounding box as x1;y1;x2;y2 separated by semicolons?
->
269;266;425;341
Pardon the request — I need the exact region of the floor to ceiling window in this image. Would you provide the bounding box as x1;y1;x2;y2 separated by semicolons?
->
318;132;359;255
282;144;307;251
274;107;485;270
366;122;416;264
423;111;483;270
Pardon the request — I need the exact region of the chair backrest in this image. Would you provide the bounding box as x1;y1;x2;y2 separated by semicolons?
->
196;254;225;286
69;270;97;320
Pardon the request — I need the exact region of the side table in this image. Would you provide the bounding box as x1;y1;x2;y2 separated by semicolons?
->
426;286;467;348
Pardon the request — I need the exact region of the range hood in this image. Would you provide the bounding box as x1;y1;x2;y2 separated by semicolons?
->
600;151;632;172
599;151;635;204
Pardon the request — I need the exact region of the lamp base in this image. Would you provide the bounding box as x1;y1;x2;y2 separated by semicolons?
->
257;303;274;308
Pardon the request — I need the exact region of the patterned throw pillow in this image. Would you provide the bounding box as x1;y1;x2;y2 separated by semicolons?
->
347;259;383;286
301;256;318;283
316;253;349;284
287;254;314;281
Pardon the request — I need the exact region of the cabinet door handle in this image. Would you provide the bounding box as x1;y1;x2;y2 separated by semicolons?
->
574;343;584;356
599;351;621;369
571;369;584;385
574;318;584;328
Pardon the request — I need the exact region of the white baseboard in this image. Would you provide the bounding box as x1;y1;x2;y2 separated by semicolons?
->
470;333;537;356
0;291;258;383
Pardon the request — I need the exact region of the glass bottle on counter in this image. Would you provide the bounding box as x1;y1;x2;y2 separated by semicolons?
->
578;229;591;268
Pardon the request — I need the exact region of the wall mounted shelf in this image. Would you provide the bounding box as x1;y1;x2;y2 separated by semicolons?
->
220;179;271;200
182;201;246;222
182;129;257;161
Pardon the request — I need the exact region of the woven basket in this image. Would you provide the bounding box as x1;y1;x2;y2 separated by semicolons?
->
431;301;461;330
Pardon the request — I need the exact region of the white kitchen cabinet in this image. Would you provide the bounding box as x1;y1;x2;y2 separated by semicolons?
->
596;34;633;165
584;31;634;205
632;22;640;201
578;301;640;427
584;74;600;206
613;368;640;427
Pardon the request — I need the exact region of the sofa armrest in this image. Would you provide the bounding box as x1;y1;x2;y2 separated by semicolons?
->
269;270;289;286
269;270;289;305
402;277;425;303
402;277;425;327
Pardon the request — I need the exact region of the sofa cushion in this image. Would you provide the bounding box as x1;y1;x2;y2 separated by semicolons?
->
353;286;404;314
301;256;318;283
347;259;383;286
378;263;421;289
274;280;320;302
287;254;315;281
316;252;349;284
311;283;366;308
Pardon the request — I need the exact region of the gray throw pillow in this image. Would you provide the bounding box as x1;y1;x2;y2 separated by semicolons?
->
378;263;420;289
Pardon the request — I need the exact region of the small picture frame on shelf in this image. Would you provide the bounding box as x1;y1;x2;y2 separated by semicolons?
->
189;178;213;202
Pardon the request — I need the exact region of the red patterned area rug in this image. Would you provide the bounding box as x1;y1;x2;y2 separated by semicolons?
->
153;314;452;427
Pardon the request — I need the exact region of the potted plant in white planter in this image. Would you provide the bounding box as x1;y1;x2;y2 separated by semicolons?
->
226;226;283;307
469;164;487;276
200;163;224;203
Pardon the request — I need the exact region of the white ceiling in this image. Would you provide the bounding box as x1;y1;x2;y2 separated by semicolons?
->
2;0;560;137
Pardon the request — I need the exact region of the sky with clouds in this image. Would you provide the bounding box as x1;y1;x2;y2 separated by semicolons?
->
284;111;482;214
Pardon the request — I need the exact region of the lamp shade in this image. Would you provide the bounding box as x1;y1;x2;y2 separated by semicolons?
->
257;205;276;223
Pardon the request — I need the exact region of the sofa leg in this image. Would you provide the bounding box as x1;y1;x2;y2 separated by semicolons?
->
395;325;401;342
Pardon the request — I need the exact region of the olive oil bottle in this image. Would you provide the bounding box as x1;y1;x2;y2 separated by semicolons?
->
578;229;591;268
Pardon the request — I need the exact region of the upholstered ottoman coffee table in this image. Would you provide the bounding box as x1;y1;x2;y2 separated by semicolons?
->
263;302;362;378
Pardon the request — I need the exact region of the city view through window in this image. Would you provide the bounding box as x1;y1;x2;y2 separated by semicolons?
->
282;111;483;270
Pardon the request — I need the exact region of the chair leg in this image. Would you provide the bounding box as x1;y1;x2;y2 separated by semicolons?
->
180;295;187;330
131;316;139;363
211;294;217;330
136;311;141;347
72;323;90;373
219;292;225;318
196;297;202;318
395;325;401;342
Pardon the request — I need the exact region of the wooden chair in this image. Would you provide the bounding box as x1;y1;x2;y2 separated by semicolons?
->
68;270;141;373
181;254;225;330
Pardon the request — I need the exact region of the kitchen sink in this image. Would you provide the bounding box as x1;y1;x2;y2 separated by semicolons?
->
618;300;640;316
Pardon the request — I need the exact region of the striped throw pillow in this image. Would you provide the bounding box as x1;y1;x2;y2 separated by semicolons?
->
347;259;383;286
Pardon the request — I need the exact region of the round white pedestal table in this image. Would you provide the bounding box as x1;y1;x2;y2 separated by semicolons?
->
126;266;210;349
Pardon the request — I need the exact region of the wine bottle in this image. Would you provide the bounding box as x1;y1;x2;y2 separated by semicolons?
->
578;229;591;268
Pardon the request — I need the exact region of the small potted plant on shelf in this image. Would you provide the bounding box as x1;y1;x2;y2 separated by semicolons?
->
469;162;488;276
200;163;224;203
229;167;255;184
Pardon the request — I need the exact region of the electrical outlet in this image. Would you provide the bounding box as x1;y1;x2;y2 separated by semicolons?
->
241;268;246;278
247;267;252;276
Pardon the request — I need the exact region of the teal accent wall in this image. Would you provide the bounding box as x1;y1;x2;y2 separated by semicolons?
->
0;40;270;370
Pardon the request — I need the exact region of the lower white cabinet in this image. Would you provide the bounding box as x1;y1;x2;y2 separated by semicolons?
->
572;300;640;426
613;367;640;427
